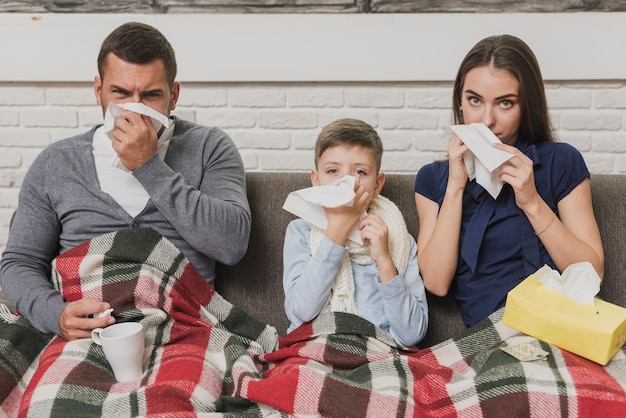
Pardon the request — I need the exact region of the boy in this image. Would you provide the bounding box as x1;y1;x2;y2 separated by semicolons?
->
282;118;428;347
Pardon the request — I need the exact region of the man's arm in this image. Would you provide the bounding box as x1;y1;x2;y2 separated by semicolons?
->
132;126;251;266
0;149;67;334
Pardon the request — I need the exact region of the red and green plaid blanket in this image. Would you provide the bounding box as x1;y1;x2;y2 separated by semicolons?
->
1;228;626;417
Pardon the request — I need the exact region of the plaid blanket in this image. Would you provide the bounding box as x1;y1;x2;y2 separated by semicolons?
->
0;228;279;417
1;228;626;417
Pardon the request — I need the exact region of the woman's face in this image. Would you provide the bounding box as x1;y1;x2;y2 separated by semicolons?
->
460;65;522;145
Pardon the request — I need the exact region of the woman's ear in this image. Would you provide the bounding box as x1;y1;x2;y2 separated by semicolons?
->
374;172;385;198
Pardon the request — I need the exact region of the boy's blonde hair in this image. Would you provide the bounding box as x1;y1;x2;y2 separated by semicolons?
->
314;119;383;172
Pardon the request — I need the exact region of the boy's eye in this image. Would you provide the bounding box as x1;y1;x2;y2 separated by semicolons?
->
354;169;367;176
326;168;338;174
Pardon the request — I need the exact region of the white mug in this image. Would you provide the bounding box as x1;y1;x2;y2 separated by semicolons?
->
92;322;145;382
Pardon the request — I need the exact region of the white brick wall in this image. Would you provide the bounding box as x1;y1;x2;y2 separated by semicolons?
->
0;80;625;251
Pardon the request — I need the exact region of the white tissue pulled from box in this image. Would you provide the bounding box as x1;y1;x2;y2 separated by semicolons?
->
444;123;514;199
282;175;365;245
534;262;601;307
102;102;172;171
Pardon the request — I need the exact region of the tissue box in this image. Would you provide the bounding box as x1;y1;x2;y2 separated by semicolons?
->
502;274;626;365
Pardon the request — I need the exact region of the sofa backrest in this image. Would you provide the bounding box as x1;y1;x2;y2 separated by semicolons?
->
216;173;626;347
590;175;626;306
215;172;467;347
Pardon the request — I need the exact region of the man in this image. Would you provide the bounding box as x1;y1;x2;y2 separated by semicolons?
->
0;22;251;341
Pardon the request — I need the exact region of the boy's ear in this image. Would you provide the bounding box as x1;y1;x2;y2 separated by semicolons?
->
374;172;385;197
310;169;319;186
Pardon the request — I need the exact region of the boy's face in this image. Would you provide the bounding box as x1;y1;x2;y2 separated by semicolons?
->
312;145;384;201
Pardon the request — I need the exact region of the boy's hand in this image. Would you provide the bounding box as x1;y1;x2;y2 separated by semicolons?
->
360;213;397;283
324;177;370;246
359;213;390;261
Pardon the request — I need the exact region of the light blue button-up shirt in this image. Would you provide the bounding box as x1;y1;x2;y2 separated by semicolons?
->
283;219;429;347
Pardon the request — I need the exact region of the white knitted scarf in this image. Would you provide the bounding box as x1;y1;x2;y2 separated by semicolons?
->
309;194;411;315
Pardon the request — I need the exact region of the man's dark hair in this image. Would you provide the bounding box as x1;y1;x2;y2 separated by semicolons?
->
97;22;177;87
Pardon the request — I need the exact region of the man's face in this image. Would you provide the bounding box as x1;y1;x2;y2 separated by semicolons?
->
94;53;179;117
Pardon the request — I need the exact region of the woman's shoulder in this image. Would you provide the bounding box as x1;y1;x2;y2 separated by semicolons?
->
535;141;587;168
414;160;449;200
535;140;582;157
416;159;449;179
533;141;590;199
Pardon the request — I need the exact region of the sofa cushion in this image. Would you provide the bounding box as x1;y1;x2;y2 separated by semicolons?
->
591;174;626;306
216;172;466;347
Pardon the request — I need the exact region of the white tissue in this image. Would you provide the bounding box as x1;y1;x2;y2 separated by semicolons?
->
282;175;365;244
534;262;601;307
102;102;172;171
444;123;514;199
103;102;171;136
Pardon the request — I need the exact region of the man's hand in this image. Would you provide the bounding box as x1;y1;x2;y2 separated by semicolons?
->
59;298;116;341
111;110;158;171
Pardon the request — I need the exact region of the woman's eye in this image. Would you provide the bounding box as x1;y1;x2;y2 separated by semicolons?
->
468;96;480;105
501;99;513;108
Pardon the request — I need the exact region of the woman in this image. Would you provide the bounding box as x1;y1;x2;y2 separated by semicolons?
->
414;34;604;327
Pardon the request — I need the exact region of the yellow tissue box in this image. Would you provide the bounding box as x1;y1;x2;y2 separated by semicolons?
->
502;274;626;365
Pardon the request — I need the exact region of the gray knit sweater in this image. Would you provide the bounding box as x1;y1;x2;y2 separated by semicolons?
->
0;118;251;335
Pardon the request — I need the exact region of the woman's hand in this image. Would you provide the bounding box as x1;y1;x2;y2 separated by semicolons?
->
447;135;469;191
494;143;540;211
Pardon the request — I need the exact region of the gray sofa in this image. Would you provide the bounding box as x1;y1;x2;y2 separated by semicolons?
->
216;172;626;348
1;173;624;349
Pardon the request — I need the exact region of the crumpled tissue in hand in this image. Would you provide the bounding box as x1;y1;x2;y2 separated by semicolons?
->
534;262;601;307
444;123;514;199
102;102;172;171
103;102;171;138
282;175;365;244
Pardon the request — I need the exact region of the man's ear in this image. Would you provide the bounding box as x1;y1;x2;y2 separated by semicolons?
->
310;169;319;186
374;172;385;198
94;76;102;106
169;81;180;111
